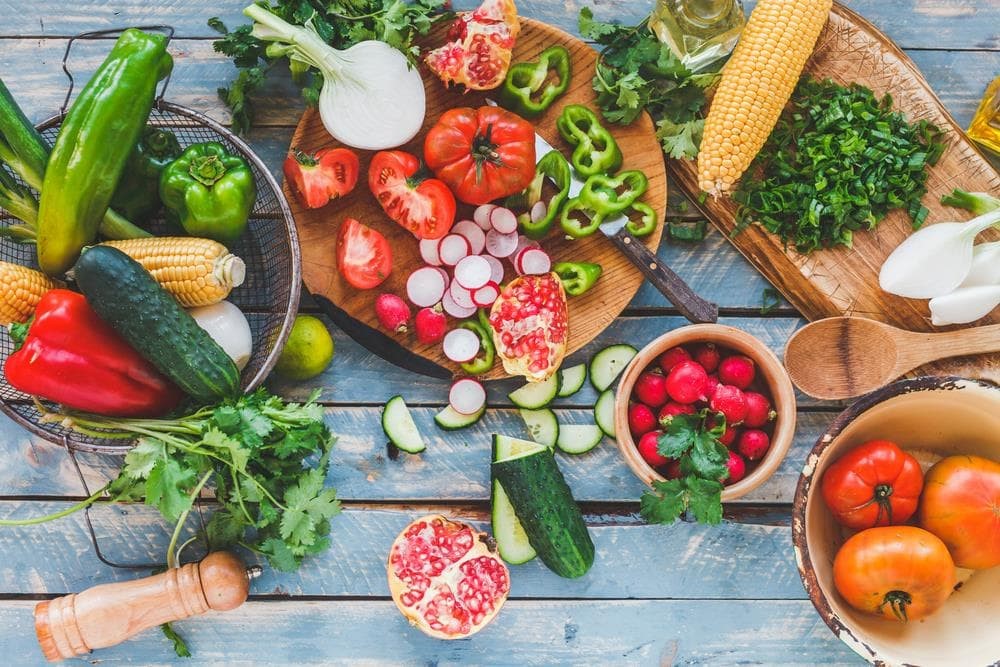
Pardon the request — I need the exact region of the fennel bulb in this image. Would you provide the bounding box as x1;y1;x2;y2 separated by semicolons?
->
929;285;1000;326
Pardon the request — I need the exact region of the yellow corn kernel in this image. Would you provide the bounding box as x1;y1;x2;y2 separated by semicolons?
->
698;0;832;196
0;262;61;325
101;237;246;307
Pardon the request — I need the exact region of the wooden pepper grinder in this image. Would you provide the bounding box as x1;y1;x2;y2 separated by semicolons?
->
34;551;258;661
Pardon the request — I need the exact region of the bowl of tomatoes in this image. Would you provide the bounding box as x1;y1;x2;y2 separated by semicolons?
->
612;324;797;501
792;376;1000;666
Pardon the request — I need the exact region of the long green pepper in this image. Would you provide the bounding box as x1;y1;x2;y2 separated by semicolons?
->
506;150;572;240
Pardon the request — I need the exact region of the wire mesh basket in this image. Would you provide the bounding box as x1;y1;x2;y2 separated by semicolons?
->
0;29;301;454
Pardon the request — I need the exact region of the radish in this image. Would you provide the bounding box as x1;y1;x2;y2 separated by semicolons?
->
485;229;519;258
482;254;505;284
432;266;451;290
718;355;756;389
443;329;480;363
454;255;491;290
449;378;486;415
415;305;447;344
665;360;709;404
472;282;500;307
450;280;477;309
438;234;470;266
452;220;486;255
634;370;668;408
406;266;447;308
710;384;748;425
473;204;497;231
658;346;691;373
489;206;518;234
442;289;478;319
516;247;551;275
514;235;540;259
529;200;547;224
375;294;411;333
419;238;443;266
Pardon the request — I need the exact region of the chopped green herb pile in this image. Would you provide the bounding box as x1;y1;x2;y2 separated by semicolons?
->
210;0;448;134
733;77;946;253
578;7;721;159
667;219;708;243
640;410;728;525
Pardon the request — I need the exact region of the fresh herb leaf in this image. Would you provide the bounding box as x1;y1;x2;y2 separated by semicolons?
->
667;220;708;243
760;287;782;315
656;118;704;160
656;413;700;458
161;622;191;658
686;477;724;525
640;479;686;524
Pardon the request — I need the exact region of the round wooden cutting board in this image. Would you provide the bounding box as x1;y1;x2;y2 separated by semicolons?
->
287;18;667;380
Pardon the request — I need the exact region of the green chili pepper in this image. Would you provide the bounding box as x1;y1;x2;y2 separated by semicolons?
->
499;46;571;118
553;261;602;296
506;150;572;240
459;320;495;375
160;141;256;246
578;170;648;215
556;104;622;177
624;201;658;237
110;126;182;223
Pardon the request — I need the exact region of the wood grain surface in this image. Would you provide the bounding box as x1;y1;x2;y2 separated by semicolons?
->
287;18;667;380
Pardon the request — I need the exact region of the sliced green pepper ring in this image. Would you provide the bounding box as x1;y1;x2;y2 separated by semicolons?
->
499;45;571;119
559;197;604;239
553;261;603;296
624;201;658;237
556;104;623;177
578;170;648;215
507;150;572;240
459;320;495;375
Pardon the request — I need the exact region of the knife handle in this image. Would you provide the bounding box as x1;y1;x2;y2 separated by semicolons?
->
608;228;719;323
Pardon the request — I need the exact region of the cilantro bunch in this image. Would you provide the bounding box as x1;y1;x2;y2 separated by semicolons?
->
639;410;730;525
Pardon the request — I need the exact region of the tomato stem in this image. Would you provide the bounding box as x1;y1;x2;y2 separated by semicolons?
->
471;122;503;183
879;590;912;622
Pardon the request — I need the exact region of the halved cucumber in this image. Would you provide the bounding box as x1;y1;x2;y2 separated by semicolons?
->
556;364;587;397
434;404;485;431
382;396;425;453
556;424;604;455
589;344;638;392
594;389;616;439
519;408;559;448
491;434;540;564
508;373;560;409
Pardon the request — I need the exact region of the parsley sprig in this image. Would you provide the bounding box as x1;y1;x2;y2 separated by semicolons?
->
639;410;729;525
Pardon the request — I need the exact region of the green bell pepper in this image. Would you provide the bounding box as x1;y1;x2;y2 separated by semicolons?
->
559;197;602;238
556;104;622;177
578;170;648;215
459;320;495;375
160;141;256;246
553;261;602;296
499;45;571;118
506;150;572;240
110;126;182;223
624;201;658;237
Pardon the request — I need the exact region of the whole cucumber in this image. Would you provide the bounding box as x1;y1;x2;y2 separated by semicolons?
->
73;246;240;402
37;29;172;276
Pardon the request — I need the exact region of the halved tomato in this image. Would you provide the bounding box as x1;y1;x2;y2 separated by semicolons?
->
368;150;456;240
283;147;360;209
336;217;392;290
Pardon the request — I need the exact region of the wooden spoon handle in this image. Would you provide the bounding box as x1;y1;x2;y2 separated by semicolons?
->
34;551;251;662
902;323;1000;369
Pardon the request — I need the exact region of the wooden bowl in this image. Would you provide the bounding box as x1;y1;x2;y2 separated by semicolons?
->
612;324;797;501
792;376;1000;666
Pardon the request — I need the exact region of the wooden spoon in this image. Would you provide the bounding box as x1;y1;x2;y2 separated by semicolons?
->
783;317;1000;400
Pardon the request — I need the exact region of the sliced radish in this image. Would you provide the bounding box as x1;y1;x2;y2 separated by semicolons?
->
482;254;505;284
449;378;487;414
454;255;491;290
419;238;443;266
452;220;486;255
442;289;478;319
406;267;447;308
489;206;518;234
514;235;541;258
485;229;519;258
443;329;480;363
433;266;451;290
530;200;548;224
473;204;497;231
518;247;551;275
472;282;500;308
450;280;477;309
437;234;470;266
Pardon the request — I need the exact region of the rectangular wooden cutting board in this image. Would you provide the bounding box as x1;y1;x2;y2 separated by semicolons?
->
669;3;1000;384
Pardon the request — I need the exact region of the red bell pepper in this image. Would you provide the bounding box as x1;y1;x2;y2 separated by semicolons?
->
4;289;182;417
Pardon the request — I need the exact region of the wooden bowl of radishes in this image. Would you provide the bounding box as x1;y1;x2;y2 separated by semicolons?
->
613;324;797;500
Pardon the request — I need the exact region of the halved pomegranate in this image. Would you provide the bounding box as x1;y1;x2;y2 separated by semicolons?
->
424;0;520;91
387;514;510;639
488;272;568;382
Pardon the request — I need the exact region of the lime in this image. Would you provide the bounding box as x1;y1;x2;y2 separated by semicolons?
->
273;315;335;380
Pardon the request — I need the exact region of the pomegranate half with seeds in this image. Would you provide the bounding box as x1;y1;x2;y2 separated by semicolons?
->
387;514;510;639
424;0;520;91
488;272;568;382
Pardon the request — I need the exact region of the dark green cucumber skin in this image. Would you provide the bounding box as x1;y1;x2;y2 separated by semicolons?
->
491;446;595;578
74;245;240;402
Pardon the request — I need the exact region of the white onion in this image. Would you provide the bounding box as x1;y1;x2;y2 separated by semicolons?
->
929;285;1000;326
188;301;253;370
960;241;1000;288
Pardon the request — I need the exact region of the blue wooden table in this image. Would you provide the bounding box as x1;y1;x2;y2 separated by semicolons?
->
0;1;997;664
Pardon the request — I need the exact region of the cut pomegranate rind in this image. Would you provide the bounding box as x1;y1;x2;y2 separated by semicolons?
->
454;255;491;290
482;254;505;284
485;229;519;258
517;248;551;275
438;234;471;266
488;272;568;382
442;289;478;319
449;378;487;414
472;282;500;307
452;220;487;255
489;206;518;234
473;204;497;231
443;328;481;362
407;267;448;308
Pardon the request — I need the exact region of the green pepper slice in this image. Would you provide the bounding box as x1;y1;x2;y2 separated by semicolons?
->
559;197;603;238
624;202;658;237
499;45;571;118
578;170;648;216
556;104;623;177
506;150;572;240
459;320;495;375
110;126;182;223
553;261;603;296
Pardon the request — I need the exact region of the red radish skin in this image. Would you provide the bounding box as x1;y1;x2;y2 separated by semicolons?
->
415;305;447;344
718;355;755;389
658;347;691;373
442;290;477;319
438;234;471;266
489;206;518;234
452;220;487;255
637;430;668;467
692;343;720;372
718;424;738;447
485;229;519;258
703;374;720;400
628;403;657;438
664;459;683;480
665;360;709;404
443;329;481;362
375;294;411;334
710;384;748;425
473;204;497;231
737;429;771;461
419;238;444;266
407;267;448;308
454;255;492;290
449;378;486;414
743;392;775;428
633;371;669;408
658;401;695;427
472;282;500;308
514;235;541;259
725;451;747;485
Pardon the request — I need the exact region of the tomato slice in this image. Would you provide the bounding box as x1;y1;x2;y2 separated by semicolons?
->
368;150;456;240
336;217;392;290
284;147;360;209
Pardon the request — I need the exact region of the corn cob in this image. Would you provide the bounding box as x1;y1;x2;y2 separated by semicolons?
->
0;261;61;325
698;0;832;196
100;237;246;307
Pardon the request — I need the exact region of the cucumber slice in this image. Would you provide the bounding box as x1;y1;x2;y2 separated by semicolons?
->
519;408;559;448
556;364;587;397
594;389;616;439
507;373;560;409
589;344;638;392
491;480;537;564
382;396;426;453
434;404;486;431
556;424;604;455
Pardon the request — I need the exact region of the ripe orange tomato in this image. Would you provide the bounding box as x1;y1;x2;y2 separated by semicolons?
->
821;440;923;529
833;526;955;622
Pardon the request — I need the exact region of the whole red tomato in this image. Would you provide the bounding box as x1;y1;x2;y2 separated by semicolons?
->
918;455;1000;570
833;526;955;622
368;150;456;240
423;106;535;205
821;439;923;529
336;217;392;290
